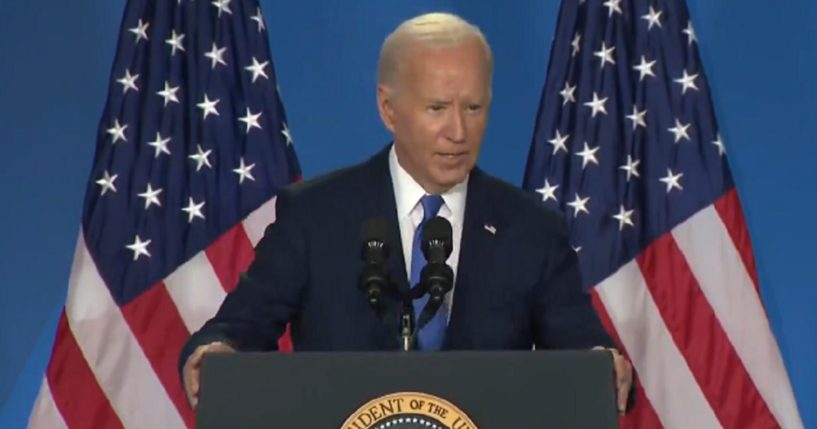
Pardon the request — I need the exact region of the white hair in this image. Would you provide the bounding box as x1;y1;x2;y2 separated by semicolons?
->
377;12;493;89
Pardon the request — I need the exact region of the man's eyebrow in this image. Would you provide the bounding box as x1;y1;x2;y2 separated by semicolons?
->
423;98;453;104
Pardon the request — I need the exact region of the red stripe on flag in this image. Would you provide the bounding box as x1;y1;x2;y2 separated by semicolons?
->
121;283;195;428
714;188;761;293
205;225;255;292
46;312;124;429
591;292;663;429
636;234;778;429
277;323;293;352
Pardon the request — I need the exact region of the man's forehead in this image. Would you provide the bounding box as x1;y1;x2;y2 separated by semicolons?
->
399;42;488;73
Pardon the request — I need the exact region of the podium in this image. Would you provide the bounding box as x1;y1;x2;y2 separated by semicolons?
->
198;350;619;428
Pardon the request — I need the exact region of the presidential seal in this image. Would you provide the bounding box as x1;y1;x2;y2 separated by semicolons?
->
341;392;478;429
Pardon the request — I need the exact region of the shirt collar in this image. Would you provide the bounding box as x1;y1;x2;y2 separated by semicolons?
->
388;145;467;222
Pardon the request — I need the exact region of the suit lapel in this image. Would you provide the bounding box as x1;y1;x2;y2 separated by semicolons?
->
444;168;498;349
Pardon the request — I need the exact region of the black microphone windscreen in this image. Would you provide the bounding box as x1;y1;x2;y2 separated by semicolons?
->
360;218;390;262
361;218;389;243
422;216;453;262
422;216;452;243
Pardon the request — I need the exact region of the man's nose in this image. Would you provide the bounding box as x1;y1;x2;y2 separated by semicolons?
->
445;109;466;144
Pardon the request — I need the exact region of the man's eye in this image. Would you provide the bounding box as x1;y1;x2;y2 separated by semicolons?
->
467;104;483;113
428;105;444;112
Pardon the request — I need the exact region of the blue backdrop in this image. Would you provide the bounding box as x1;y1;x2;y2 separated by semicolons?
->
1;1;815;427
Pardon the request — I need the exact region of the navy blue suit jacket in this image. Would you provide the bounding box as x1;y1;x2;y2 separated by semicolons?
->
181;146;611;366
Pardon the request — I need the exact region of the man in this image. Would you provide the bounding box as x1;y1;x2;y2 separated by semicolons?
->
181;12;632;413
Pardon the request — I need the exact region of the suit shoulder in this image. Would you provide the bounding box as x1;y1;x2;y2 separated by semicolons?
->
280;158;370;204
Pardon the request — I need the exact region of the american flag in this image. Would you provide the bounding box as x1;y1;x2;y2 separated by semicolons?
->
27;0;300;427
523;0;803;427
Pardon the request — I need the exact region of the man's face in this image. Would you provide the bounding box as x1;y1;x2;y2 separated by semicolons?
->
378;39;491;194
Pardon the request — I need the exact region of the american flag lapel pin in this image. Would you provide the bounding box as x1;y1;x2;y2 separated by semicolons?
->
484;224;497;235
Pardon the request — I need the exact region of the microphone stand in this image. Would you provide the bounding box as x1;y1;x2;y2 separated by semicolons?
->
400;299;414;351
399;280;447;352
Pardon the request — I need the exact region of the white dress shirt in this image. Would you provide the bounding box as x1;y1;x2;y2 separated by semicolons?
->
388;146;467;320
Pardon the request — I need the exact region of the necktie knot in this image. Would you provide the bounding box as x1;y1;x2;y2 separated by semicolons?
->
420;194;444;223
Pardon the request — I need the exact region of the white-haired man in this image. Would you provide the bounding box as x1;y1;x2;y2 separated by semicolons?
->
181;12;633;413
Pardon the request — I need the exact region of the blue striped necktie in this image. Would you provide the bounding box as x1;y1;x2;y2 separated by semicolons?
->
410;194;447;350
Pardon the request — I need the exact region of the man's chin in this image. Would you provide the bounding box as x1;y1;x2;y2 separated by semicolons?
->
430;173;468;191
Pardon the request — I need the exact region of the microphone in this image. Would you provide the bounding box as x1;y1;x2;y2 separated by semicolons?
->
422;216;453;264
358;218;391;319
416;216;454;331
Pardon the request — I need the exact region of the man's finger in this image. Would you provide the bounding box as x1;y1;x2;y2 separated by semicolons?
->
189;376;199;409
183;367;198;406
592;346;630;413
614;356;625;413
617;383;629;413
612;354;633;414
183;346;208;408
183;342;235;409
205;341;236;354
191;367;200;395
189;345;208;369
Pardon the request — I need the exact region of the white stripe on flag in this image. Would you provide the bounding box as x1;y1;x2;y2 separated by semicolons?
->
64;234;186;429
595;260;722;429
165;251;227;333
26;378;68;429
672;205;804;429
243;196;277;247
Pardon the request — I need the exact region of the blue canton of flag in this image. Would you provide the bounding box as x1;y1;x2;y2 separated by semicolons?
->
88;0;300;304
524;0;728;288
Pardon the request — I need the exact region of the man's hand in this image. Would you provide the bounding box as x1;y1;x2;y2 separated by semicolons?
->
182;341;235;409
594;346;633;414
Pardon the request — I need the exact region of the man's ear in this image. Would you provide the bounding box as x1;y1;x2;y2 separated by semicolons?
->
376;85;396;133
